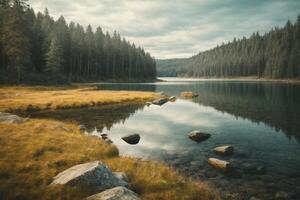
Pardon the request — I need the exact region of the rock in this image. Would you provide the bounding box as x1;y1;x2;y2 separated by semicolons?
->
188;131;211;142
146;102;152;106
169;96;176;102
249;197;261;200
213;145;234;155
275;191;289;199
113;172;129;182
101;134;108;137
0;112;25;124
152;98;168;106
122;134;140;145
51;161;127;193
180;91;199;98
86;186;140;200
104;138;113;144
208;158;231;171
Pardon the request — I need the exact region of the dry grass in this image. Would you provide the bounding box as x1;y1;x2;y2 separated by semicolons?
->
180;92;199;98
0;86;160;113
0;119;220;200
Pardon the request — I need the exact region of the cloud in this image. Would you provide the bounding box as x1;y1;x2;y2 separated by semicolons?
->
28;0;300;59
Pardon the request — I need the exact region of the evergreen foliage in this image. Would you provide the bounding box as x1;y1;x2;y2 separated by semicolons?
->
157;15;300;79
0;0;156;84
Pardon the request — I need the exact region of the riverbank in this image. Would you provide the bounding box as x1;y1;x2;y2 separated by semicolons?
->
0;86;220;200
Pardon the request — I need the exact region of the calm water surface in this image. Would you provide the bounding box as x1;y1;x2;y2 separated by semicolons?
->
35;78;300;199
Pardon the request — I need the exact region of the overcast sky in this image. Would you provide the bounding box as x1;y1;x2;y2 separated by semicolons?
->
28;0;300;59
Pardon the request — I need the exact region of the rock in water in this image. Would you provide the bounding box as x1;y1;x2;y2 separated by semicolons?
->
208;158;231;171
152;98;168;106
86;186;140;200
0;112;25;124
213;145;234;155
51;161;127;193
169;96;176;102
180;92;199;98
188;131;211;142
122;134;140;145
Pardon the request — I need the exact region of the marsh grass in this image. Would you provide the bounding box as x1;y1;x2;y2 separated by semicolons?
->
0;86;160;113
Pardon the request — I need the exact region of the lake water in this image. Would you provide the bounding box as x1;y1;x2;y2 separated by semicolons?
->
34;78;300;199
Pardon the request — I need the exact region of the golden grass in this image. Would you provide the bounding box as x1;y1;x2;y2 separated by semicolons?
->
180;92;199;98
0;86;160;113
0;119;220;200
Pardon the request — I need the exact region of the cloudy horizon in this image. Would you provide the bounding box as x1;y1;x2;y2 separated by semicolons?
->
28;0;300;59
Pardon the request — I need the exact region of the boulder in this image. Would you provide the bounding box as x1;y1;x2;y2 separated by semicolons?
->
113;172;129;182
188;131;211;142
0;112;25;124
169;96;176;102
213;145;234;155
51;161;127;193
208;158;231;171
86;186;140;200
180;92;199;98
152;98;168;106
122;134;140;145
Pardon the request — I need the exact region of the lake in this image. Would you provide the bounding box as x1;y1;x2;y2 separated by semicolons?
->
34;78;300;199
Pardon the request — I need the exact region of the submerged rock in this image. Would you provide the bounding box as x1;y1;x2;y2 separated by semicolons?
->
275;191;289;199
122;134;140;145
188;131;211;142
86;186;140;200
51;161;127;193
180;91;199;98
152;98;168;106
169;96;176;102
213;145;234;155
242;163;266;174
208;158;231;171
0;112;25;124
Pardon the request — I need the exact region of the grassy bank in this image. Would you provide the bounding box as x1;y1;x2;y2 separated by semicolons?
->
0;86;220;200
0;86;160;113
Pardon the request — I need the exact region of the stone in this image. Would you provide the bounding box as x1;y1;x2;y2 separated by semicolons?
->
51;161;127;193
188;131;211;142
104;138;113;144
168;96;176;102
113;172;129;182
208;158;231;171
0;112;25;124
152;98;168;106
213;145;234;155
275;191;289;199
242;163;266;174
86;186;140;200
180;92;199;98
122;134;140;145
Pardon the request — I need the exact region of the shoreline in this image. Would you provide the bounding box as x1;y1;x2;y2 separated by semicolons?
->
0;86;220;200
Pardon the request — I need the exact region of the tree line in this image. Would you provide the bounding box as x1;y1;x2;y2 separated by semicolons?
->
157;15;300;79
0;0;156;84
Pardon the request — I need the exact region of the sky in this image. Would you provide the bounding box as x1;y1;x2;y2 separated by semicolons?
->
28;0;300;59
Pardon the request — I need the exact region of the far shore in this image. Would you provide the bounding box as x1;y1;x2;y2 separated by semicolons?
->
158;76;300;83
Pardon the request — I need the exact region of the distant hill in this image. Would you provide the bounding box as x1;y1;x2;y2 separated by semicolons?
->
157;14;300;79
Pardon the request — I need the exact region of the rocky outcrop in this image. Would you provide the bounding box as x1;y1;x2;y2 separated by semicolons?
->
208;158;231;171
152;98;168;106
86;186;140;200
180;92;199;98
122;134;140;145
0;112;25;124
51;161;127;193
188;131;211;142
213;145;234;155
169;96;176;102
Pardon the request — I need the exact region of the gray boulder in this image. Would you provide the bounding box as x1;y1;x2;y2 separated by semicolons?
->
113;172;129;182
86;186;140;200
188;131;211;142
0;112;25;124
51;161;127;193
152;98;168;106
213;145;234;155
122;134;140;145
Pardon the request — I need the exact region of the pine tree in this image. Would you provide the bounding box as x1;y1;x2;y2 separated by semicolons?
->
46;37;64;73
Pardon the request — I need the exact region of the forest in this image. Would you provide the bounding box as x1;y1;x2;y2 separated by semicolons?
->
157;15;300;79
0;0;156;84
